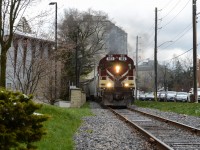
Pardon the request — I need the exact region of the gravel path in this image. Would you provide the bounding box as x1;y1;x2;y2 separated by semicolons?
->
74;102;154;150
74;102;200;150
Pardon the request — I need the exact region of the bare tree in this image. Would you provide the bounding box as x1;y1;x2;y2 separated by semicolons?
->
159;62;171;91
180;55;193;91
58;8;111;88
0;0;37;87
163;55;193;92
7;37;52;95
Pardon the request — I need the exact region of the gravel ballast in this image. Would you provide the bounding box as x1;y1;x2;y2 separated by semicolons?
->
74;102;200;150
74;102;153;150
130;105;200;129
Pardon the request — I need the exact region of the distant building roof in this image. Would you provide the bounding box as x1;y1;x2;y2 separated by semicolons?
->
14;30;54;43
138;60;154;71
3;27;54;43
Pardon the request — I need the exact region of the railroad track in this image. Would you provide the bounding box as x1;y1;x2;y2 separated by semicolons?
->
109;107;200;150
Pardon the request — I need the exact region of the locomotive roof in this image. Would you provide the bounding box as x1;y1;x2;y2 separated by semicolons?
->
98;54;134;66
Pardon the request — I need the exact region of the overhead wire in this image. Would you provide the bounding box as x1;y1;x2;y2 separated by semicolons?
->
161;0;190;28
137;0;192;64
155;0;192;57
142;25;193;63
141;0;183;62
160;0;174;11
161;0;182;19
159;23;192;50
140;0;174;59
163;42;200;63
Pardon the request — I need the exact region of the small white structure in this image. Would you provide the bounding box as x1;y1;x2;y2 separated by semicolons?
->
54;101;71;108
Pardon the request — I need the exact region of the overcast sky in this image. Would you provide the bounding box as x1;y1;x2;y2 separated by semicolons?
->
28;0;200;64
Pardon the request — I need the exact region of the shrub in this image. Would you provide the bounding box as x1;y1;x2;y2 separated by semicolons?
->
0;88;48;150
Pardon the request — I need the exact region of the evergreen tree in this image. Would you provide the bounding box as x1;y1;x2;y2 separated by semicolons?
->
16;17;32;33
174;61;184;90
0;89;48;150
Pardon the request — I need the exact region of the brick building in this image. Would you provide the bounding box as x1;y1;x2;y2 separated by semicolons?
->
1;31;61;100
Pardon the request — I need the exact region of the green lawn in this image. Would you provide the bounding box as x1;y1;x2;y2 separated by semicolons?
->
134;101;200;117
35;102;93;150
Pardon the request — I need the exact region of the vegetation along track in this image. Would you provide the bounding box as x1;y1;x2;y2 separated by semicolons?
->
109;107;200;150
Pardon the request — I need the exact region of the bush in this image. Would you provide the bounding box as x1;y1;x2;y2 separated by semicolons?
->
0;89;48;150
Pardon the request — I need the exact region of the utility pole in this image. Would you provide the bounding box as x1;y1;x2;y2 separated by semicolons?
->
55;2;57;99
75;36;78;88
135;36;139;101
154;7;158;101
49;2;57;99
192;0;198;103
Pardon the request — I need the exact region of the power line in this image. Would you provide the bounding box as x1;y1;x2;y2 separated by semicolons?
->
160;0;174;11
157;25;193;61
161;0;182;19
167;48;193;61
153;0;191;55
140;0;193;65
159;24;192;50
161;0;190;28
171;23;192;40
163;42;200;63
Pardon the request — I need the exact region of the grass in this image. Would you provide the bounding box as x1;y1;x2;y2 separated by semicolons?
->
34;102;93;150
134;101;200;117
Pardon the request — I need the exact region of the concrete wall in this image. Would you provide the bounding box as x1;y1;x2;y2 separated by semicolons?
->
54;101;71;108
70;88;86;108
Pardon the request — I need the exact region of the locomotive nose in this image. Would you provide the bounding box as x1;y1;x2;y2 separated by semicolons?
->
113;93;124;100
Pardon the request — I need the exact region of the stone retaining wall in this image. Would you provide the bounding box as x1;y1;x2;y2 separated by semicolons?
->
70;88;86;108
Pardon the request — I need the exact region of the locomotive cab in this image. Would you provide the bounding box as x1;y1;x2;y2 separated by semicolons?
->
97;54;135;107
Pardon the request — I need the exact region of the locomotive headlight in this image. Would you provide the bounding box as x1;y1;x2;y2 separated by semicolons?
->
115;65;120;73
124;83;129;87
107;82;112;87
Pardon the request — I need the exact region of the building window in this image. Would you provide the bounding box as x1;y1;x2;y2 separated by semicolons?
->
7;83;12;89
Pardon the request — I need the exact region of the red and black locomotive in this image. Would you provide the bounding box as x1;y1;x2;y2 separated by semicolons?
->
97;54;135;107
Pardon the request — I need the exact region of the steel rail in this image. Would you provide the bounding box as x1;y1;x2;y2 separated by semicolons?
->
109;108;173;150
128;107;200;135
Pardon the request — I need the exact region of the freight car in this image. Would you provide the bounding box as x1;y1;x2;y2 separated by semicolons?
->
97;54;135;107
